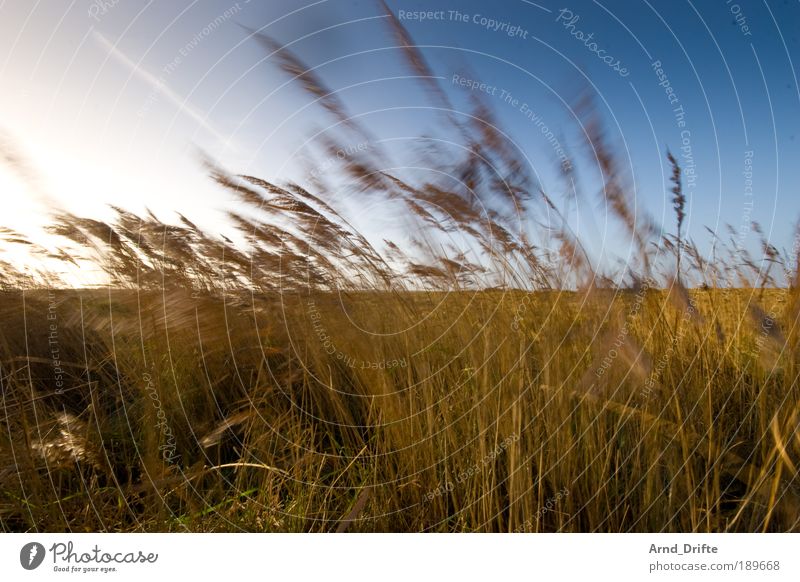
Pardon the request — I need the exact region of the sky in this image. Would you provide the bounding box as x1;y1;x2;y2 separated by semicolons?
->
0;0;798;283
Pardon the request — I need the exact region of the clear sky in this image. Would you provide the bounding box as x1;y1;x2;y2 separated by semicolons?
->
0;0;798;281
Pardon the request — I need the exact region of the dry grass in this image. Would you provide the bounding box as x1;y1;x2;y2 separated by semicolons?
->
1;286;799;532
1;14;799;532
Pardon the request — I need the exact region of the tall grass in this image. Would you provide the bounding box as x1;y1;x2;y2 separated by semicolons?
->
1;13;799;532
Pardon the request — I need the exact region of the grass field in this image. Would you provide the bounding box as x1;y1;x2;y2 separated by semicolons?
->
1;285;798;532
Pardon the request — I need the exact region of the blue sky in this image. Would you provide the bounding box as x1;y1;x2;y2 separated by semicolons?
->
0;0;798;281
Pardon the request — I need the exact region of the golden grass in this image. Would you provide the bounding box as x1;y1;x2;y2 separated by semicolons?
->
0;286;798;532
